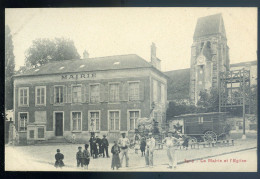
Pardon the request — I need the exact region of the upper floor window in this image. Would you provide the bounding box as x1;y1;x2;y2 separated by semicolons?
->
128;82;139;101
19;112;28;131
90;84;100;103
54;86;64;104
35;86;46;105
72;112;82;131
109;83;119;102
72;85;81;103
19;87;29;106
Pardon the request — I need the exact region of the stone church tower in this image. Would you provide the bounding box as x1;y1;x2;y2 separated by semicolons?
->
189;14;230;105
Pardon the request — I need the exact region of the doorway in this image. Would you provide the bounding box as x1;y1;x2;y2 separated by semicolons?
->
55;112;63;136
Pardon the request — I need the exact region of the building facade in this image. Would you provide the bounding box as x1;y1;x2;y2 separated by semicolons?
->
190;14;230;104
13;49;167;144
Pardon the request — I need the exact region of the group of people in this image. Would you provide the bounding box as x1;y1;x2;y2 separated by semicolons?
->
54;130;181;170
89;134;110;159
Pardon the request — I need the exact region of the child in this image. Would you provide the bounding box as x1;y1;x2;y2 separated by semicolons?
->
83;144;90;169
54;149;65;168
76;146;84;168
111;141;121;170
140;136;146;157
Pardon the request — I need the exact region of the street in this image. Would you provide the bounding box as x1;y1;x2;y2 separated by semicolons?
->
5;137;257;172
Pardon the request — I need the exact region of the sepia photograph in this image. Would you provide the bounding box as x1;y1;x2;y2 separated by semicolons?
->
4;7;257;172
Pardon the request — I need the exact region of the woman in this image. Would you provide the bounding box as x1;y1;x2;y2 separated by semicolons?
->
111;141;121;170
140;136;146;157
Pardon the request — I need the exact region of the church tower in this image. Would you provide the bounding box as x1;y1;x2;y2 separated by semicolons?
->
189;14;230;105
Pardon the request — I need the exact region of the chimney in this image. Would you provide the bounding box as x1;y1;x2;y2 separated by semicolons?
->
150;42;161;71
83;50;89;59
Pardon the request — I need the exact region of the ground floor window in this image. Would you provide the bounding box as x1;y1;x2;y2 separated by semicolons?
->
109;111;120;131
19;112;28;131
72;112;82;131
89;111;100;131
129;111;140;130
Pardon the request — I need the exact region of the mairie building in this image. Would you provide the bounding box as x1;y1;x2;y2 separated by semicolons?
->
13;43;168;144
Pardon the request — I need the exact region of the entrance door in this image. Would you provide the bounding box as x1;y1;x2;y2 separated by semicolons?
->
55;112;63;136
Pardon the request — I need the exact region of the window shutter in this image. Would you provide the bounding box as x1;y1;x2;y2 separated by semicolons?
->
63;86;67;103
81;84;85;103
139;81;144;101
119;82;124;101
67;85;72;103
50;86;54;104
85;84;89;103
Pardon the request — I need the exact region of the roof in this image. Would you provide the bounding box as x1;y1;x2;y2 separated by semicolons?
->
173;112;227;118
15;54;156;77
193;13;226;39
230;60;257;68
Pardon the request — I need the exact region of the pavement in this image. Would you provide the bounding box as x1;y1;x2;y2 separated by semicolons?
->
5;137;257;172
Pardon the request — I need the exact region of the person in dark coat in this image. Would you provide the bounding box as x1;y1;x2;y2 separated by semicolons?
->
76;146;84;167
101;135;110;158
54;149;65;168
140;136;146;157
111;141;121;170
96;135;102;156
83;144;90;169
89;133;95;157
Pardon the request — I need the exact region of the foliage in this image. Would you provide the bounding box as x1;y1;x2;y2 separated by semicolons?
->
165;69;190;100
5;25;15;110
249;84;257;115
25;37;80;68
197;88;219;112
166;101;197;120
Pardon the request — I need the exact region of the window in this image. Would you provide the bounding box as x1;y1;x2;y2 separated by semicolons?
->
109;111;120;131
35;86;46;105
109;83;119;102
72;85;81;103
72;112;82;131
19;88;29;106
198;116;204;124
19;112;28;131
128;82;139;101
90;112;100;131
90;84;100;103
54;86;64;104
129;111;140;130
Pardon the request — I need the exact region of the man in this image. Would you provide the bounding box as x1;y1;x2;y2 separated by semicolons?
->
162;131;179;169
118;132;130;167
89;132;95;157
101;135;110;158
145;132;155;167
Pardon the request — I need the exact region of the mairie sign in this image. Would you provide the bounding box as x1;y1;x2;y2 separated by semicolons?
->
61;73;96;80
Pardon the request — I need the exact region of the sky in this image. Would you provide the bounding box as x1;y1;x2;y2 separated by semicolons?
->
5;7;257;72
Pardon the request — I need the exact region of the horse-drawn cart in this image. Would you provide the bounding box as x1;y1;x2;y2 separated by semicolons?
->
169;112;231;143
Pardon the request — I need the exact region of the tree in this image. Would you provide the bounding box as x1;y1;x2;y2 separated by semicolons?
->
5;25;15;110
25;37;80;68
197;88;219;112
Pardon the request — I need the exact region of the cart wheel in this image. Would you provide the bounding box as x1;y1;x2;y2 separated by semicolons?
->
189;137;197;144
203;131;217;142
